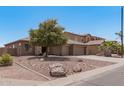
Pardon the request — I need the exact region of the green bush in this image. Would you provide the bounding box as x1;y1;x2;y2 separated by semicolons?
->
0;57;2;63
0;53;13;65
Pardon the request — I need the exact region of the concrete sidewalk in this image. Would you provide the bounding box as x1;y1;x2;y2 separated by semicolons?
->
0;78;45;86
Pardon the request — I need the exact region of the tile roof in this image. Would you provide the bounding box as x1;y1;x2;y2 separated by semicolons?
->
20;37;30;41
67;39;104;45
64;31;105;40
67;39;85;45
85;40;104;45
4;37;104;46
4;37;29;46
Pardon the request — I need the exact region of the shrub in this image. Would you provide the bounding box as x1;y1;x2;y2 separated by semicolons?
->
0;57;2;63
0;53;13;65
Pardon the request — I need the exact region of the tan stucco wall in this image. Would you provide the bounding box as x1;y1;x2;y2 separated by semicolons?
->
5;41;34;56
35;46;42;55
64;32;82;42
19;45;34;56
0;47;7;56
86;45;99;55
64;32;103;43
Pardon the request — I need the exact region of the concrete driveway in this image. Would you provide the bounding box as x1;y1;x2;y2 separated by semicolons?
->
64;55;124;63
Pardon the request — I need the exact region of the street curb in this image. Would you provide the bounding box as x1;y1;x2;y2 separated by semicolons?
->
38;62;124;86
15;62;51;81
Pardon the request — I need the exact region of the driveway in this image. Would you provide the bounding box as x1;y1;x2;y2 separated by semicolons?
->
64;55;124;63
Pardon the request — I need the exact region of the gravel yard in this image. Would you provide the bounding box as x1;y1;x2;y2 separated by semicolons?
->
13;56;114;80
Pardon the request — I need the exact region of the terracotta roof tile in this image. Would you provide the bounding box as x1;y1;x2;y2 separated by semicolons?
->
67;39;85;45
4;37;29;46
85;40;104;45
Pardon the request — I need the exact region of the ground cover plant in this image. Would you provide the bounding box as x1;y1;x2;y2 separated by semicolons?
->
0;53;13;66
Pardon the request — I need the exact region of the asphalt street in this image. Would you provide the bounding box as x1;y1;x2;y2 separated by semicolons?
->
71;65;124;86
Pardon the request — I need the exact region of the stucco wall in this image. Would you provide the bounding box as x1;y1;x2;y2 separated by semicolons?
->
7;48;17;56
5;41;34;56
64;32;82;42
35;46;42;55
19;45;34;56
0;47;7;56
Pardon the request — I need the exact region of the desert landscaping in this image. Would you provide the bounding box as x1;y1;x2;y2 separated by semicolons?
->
0;7;123;86
0;55;114;82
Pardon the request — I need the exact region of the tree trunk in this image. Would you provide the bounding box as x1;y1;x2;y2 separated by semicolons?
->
45;47;48;57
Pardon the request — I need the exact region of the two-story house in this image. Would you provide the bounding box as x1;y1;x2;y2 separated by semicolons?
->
0;31;105;56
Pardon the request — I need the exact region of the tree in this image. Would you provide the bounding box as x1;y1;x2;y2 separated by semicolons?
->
115;31;122;41
115;31;124;56
99;41;119;57
29;19;67;57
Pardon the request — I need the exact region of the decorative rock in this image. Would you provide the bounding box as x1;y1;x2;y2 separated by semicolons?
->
40;58;44;61
78;59;83;62
49;63;66;77
73;64;82;73
49;63;63;68
88;65;95;69
104;48;112;57
32;64;36;67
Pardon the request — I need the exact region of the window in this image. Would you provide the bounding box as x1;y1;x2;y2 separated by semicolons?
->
24;44;30;51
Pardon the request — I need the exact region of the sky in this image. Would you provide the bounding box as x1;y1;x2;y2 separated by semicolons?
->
0;6;121;47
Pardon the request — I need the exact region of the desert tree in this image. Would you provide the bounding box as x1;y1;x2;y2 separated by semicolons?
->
29;19;67;57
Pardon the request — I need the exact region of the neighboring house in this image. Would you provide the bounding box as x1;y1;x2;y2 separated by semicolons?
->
0;31;105;56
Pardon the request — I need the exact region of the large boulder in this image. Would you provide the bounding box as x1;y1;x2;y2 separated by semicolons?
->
104;48;112;57
49;63;66;77
73;64;82;73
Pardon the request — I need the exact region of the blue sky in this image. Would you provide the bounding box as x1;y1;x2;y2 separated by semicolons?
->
0;6;121;46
